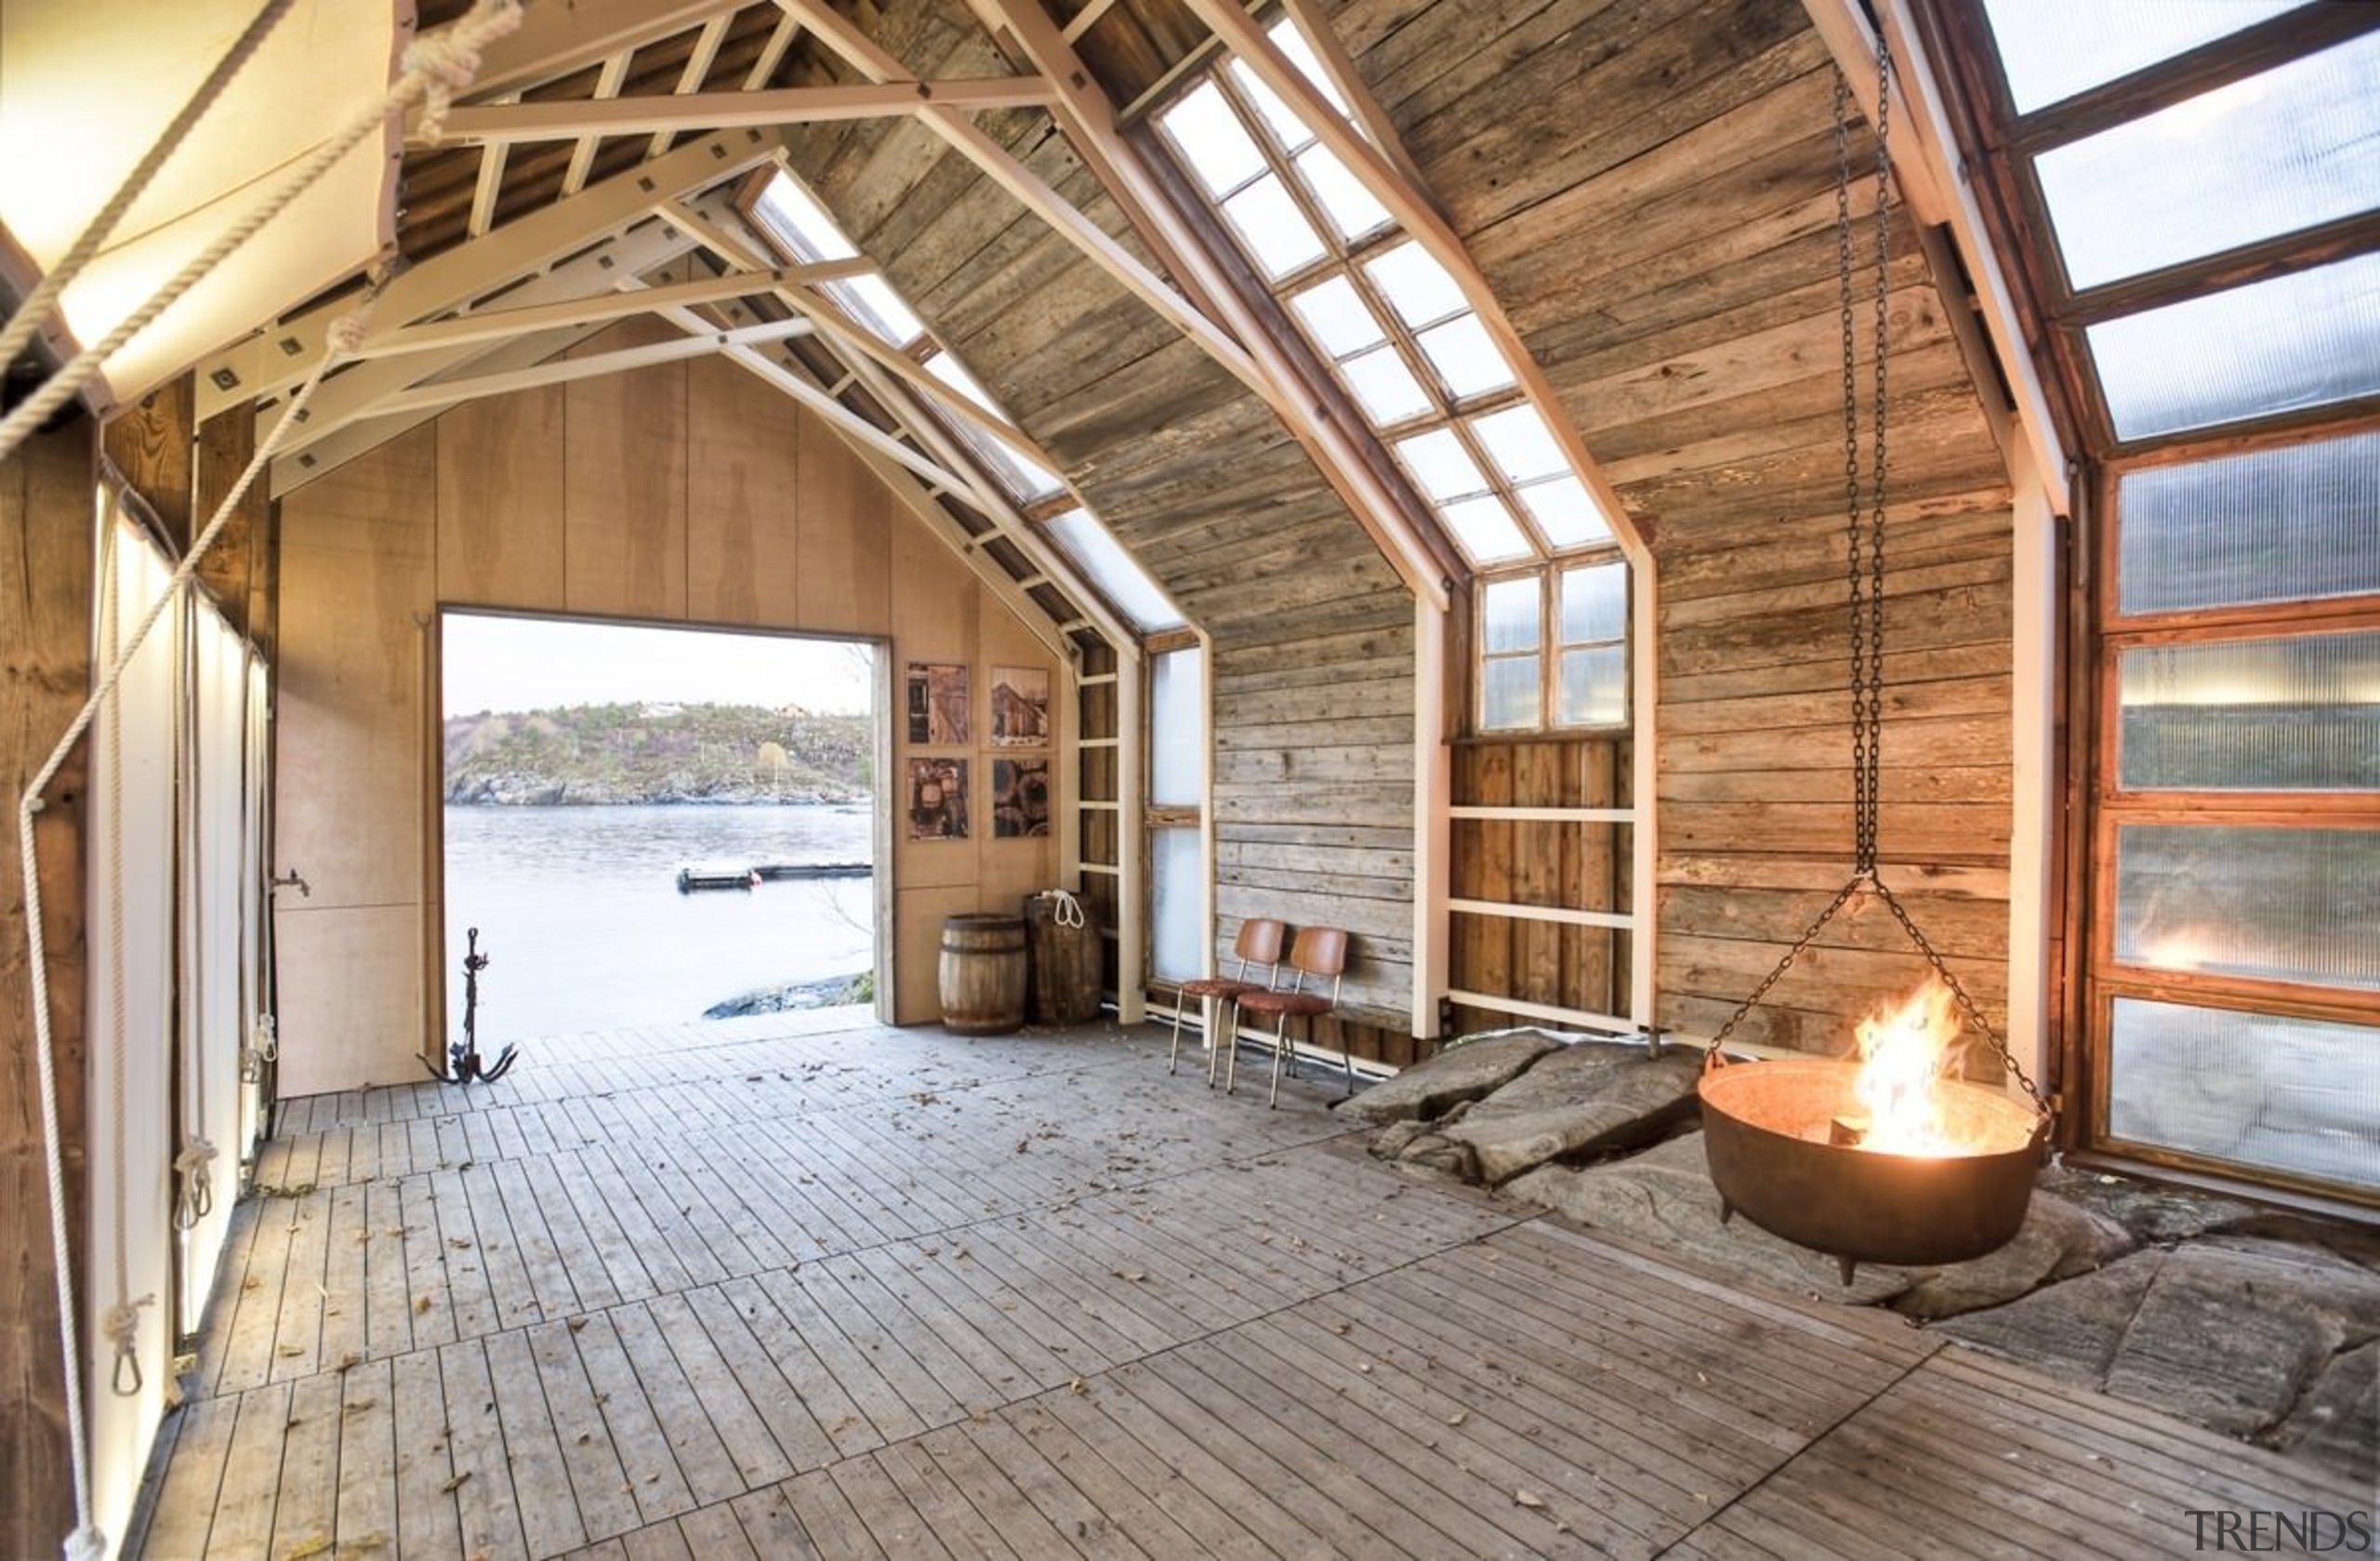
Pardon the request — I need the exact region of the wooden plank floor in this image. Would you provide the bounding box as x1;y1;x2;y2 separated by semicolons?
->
130;1013;2371;1559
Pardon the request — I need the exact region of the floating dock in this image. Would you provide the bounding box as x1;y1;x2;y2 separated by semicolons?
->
677;862;873;891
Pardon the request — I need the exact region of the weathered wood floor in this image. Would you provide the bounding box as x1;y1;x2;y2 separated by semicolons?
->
130;1012;2368;1559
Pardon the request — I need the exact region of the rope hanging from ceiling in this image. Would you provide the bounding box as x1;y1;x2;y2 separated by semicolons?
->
1702;46;2047;1121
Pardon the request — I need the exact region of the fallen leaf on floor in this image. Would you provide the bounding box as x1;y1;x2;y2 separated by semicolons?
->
440;1471;472;1494
283;1534;332;1559
415;1296;431;1316
1514;1490;1547;1510
1447;1411;1468;1426
567;1316;588;1333
278;1343;304;1357
1111;1269;1146;1282
1068;1377;1087;1396
343;1398;377;1415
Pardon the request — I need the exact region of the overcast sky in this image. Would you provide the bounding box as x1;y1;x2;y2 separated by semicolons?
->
443;612;876;715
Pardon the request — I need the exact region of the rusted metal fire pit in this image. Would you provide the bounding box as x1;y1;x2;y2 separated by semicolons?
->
1699;1052;2051;1284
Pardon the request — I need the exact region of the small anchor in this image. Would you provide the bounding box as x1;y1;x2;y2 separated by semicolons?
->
428;926;519;1084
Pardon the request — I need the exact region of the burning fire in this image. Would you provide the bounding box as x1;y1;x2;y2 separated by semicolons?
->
1845;977;1972;1157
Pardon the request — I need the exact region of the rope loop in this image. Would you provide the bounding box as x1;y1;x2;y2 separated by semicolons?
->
64;1527;108;1561
101;1295;153;1397
174;1137;220;1229
405;0;524;142
1044;889;1087;930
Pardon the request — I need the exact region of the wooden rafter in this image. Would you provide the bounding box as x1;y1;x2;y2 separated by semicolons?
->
466;95;517;238
432;0;752;105
562;56;634;195
770;0;1271;403
355;318;813;420
422;78;1066;148
1271;0;1431;195
744;10;801;88
200;130;780;418
350;266;864;359
650;15;734;158
981;0;1455;608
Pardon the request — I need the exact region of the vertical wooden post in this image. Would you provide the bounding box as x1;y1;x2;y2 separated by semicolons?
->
1;412;97;1561
100;377;193;555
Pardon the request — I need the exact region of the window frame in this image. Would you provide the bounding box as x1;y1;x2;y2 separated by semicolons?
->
1474;560;1631;735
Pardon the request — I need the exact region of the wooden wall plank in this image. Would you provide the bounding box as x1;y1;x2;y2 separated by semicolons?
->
794;405;892;635
0;417;96;1561
686;356;803;628
102;376;193;552
566;318;690;620
437;385;568;609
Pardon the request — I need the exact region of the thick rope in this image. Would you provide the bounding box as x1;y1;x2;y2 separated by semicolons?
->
177;607;216;1234
19;300;370;1561
0;0;521;465
0;0;295;376
99;520;141;1396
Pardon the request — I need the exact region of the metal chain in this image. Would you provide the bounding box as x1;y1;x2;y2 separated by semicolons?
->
1834;74;1871;872
1707;880;1864;1052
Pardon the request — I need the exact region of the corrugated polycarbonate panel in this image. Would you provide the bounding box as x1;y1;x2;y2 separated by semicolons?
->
2090;251;2380;442
1150;827;1204;983
2109;997;2379;1193
2117;630;2380;792
2114;824;2380;990
2036;32;2380;293
1148;647;1204;809
2119;431;2380;615
1977;0;2306;113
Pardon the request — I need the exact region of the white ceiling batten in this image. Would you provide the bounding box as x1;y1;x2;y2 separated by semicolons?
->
0;0;395;410
418;79;1066;150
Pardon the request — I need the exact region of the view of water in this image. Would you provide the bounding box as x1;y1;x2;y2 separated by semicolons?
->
440;803;876;1045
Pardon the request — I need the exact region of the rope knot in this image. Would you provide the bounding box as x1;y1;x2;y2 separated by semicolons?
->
65;1525;109;1561
101;1295;153;1396
403;0;523;142
325;312;371;358
174;1137;219;1228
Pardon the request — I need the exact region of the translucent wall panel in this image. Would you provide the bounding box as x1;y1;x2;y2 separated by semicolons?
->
1046;510;1183;632
1481;656;1538;730
2090;251;2380;441
2108;997;2378;1193
2117;630;2380;791
2036;33;2380;292
1148;646;1205;808
2114;824;2380;989
2119;431;2380;614
1483;576;1539;654
1558;647;1627;726
1150;827;1205;983
1978;0;2306;114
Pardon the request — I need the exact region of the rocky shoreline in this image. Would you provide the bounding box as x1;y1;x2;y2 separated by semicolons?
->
447;775;865;807
703;972;873;1018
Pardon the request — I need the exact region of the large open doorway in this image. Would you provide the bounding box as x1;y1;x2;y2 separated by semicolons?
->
437;611;882;1053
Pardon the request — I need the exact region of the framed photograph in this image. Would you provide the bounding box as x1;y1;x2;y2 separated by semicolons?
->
992;758;1050;839
906;757;970;840
906;661;971;744
989;664;1051;747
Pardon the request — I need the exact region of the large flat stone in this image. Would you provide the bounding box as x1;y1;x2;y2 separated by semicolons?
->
1936;1248;2171;1385
1504;1133;1919;1305
1891;1193;2136;1321
1336;1031;1558;1124
1419;1042;1703;1184
2273;1339;2379;1479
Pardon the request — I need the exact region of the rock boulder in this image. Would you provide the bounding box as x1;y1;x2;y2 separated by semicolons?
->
1336;1031;1558;1124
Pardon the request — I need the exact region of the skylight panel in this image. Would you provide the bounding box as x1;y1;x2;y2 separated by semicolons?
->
1289;276;1384;358
2034;33;2380;294
1340;346;1433;426
1047;509;1184;631
1439;495;1532;562
1267;18;1353;120
1364;242;1466;330
753;173;859;262
924;350;1008;421
1229;60;1316;152
1470;404;1566;482
1395;428;1489;503
1978;0;2307;115
1161;82;1268;198
1221;174;1328;279
2088;250;2380;441
1416;313;1514;400
1293;145;1392;243
829;274;925;349
1514;476;1612;549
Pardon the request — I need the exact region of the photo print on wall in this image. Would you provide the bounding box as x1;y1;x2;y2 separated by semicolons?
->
993;758;1050;838
989;665;1051;747
906;756;970;840
906;661;971;744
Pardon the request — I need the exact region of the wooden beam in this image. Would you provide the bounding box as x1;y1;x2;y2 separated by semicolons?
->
981;0;1453;608
430;0;749;103
0;414;95;1561
699;328;986;497
424;78;1065;149
359;318;812;419
773;0;1270;402
1272;0;1432;195
743;11;800;89
1062;0;1122;43
562;57;633;196
650;15;734;160
351;266;863;359
101;375;195;554
194;408;272;649
466;96;518;238
197;131;779;418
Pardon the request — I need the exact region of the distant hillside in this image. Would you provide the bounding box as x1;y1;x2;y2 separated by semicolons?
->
443;701;872;805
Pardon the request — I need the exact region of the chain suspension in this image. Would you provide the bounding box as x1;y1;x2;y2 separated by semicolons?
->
1709;53;2047;1120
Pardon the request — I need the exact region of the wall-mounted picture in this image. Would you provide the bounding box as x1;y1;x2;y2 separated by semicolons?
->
989;665;1051;747
906;661;971;745
906;757;970;840
993;758;1050;839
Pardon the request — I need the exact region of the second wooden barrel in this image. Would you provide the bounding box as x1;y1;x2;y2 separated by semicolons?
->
1025;893;1102;1025
939;914;1027;1035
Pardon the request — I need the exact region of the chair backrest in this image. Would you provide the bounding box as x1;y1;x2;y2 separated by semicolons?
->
1229;917;1289;981
1284;926;1349;1000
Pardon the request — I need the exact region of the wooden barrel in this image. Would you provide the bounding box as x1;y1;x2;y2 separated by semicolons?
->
938;915;1027;1035
1025;893;1102;1025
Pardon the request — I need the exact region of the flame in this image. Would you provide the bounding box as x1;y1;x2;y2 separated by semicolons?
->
1849;978;1970;1157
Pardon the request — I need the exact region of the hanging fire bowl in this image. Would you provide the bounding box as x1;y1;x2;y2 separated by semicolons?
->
1698;1052;2051;1284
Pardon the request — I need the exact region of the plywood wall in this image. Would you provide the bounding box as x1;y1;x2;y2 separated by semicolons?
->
1331;0;2018;1055
273;324;1064;1093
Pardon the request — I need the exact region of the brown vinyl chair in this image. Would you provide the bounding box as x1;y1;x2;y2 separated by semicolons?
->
1230;926;1350;1107
1167;917;1288;1080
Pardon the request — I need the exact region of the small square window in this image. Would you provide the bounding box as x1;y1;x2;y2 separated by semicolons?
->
1364;242;1467;330
1222;174;1329;280
1394;428;1488;504
1289;275;1385;358
1162;81;1268;197
1417;313;1514;400
1341;346;1433;426
1294;144;1392;243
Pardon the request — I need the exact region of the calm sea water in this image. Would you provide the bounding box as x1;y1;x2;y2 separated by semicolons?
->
440;803;876;1045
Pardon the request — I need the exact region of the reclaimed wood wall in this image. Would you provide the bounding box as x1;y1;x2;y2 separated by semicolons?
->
780;0;1421;1039
1326;0;2016;1053
272;318;1063;1093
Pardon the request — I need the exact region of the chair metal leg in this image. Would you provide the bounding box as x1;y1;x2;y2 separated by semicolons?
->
1344;1041;1356;1097
1167;996;1187;1075
1223;1012;1240;1094
1268;1021;1289;1108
